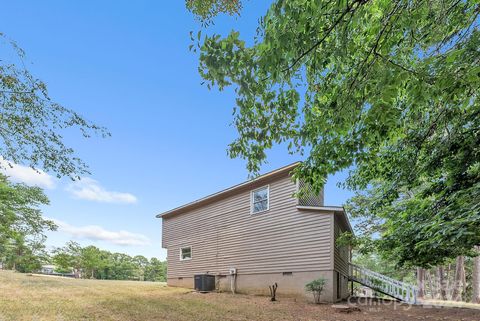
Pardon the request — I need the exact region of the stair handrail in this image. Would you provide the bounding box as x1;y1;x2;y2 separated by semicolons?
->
348;262;418;304
349;263;406;286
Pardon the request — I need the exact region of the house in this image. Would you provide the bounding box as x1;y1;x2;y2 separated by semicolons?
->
38;264;76;277
157;162;353;302
40;264;56;274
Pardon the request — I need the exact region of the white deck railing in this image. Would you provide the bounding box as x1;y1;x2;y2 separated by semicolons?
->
349;263;417;304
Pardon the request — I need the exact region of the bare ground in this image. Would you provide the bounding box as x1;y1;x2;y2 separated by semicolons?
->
0;270;478;321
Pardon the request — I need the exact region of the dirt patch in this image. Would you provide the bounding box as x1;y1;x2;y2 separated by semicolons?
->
179;292;479;321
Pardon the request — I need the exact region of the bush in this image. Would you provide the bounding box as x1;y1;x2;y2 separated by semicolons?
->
305;277;327;304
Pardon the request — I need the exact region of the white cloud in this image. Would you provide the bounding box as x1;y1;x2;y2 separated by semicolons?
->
52;219;150;246
66;177;137;204
0;157;55;189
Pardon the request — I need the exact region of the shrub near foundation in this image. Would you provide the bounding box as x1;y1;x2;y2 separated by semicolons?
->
305;278;327;304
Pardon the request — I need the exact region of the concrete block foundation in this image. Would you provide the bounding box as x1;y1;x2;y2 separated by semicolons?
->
167;270;349;302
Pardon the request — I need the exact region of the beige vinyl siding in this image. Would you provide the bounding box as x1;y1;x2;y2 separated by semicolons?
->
163;174;333;278
333;214;350;276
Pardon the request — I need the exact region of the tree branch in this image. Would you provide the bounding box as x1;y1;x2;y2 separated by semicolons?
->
281;0;369;74
0;90;34;95
373;51;418;75
348;1;403;91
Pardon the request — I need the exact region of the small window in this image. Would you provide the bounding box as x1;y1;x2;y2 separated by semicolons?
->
251;186;269;214
180;246;192;260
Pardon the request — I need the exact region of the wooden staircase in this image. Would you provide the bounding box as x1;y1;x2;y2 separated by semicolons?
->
348;263;418;304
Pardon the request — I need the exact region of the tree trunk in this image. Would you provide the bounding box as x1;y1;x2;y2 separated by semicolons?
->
436;266;447;300
426;269;434;299
446;263;452;300
472;246;480;304
417;267;425;299
451;256;465;301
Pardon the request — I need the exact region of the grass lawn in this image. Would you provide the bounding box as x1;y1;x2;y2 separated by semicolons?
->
1;270;478;321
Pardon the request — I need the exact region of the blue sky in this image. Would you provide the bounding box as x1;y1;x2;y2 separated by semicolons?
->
1;1;352;260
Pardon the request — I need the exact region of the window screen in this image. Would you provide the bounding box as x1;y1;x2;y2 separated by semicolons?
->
180;246;192;260
251;186;269;213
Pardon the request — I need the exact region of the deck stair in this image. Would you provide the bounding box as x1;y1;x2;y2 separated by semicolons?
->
348;263;417;304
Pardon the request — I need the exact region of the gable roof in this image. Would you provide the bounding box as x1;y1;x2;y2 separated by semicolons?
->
155;162;354;234
156;162;300;219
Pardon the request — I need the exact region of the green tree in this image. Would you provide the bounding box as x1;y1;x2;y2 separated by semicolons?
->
81;246;106;279
106;253;136;280
0;33;109;179
133;255;149;281
186;0;241;22
52;241;83;277
145;258;167;282
7;234;49;273
190;0;480;267
52;242;167;281
1;30;109;273
54;244;110;279
0;173;55;271
344;180;480;267
52;252;74;274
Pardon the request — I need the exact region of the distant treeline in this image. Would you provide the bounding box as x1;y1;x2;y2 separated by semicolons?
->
51;241;167;281
0;239;167;282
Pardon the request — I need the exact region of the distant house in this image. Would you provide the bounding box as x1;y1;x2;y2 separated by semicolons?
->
38;265;76;278
157;163;353;302
40;265;56;274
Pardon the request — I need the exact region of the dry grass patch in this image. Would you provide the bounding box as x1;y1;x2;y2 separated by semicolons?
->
1;270;478;321
420;299;480;310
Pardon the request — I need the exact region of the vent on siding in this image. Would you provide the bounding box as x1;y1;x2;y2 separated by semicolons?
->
178;277;183;280
297;180;324;207
282;272;293;276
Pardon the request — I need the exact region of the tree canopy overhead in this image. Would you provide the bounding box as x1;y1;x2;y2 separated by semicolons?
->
186;0;242;23
189;0;480;266
0;34;110;179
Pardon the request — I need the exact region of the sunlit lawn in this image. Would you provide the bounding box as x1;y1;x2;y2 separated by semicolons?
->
1;270;478;321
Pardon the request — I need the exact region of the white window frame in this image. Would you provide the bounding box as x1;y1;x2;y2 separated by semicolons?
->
250;185;270;214
179;246;192;261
